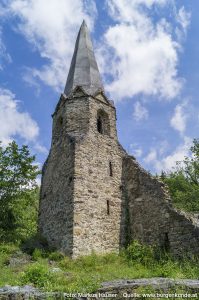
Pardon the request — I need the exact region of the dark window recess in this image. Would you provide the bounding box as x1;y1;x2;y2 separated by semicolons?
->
109;161;113;177
96;109;110;135
57;116;63;127
97;116;103;134
164;232;170;252
107;200;110;215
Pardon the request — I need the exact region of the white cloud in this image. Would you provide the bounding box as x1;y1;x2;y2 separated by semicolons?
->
143;136;192;173
134;148;143;158
0;28;12;70
1;0;190;102
97;0;189;100
156;137;192;172
177;6;191;33
130;143;143;157
144;148;158;164
0;88;39;145
34;143;48;154
170;102;188;135
133;101;148;121
4;0;97;91
175;6;191;42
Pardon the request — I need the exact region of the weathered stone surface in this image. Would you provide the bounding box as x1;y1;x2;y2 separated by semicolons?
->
7;251;31;267
0;286;39;300
100;278;199;292
39;87;125;257
1;279;199;299
98;278;199;299
0;285;66;299
122;156;199;257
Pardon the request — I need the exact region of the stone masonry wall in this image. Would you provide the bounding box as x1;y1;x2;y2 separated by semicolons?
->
38;136;75;256
122;156;199;257
71;95;125;257
39;91;127;257
39;93;90;256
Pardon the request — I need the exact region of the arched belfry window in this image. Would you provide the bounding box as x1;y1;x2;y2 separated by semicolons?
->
96;109;110;136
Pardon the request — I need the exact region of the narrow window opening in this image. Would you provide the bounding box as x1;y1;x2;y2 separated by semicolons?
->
109;161;113;177
57;116;63;128
164;232;170;252
59;117;63;125
97;116;103;134
107;200;110;215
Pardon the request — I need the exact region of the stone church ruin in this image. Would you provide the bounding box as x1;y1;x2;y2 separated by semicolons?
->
39;21;199;258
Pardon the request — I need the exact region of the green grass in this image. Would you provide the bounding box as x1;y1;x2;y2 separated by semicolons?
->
0;241;199;293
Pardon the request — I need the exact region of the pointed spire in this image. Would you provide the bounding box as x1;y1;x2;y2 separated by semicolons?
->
64;20;104;96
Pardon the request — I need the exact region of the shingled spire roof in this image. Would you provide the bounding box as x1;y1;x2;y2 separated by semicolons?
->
64;20;104;96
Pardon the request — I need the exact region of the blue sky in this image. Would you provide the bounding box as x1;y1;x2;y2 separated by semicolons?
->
0;0;199;174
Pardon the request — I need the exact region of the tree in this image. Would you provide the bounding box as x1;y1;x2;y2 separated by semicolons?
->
0;141;40;239
162;139;199;212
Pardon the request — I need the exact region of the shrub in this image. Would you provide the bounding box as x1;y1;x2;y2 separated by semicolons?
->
48;251;65;262
21;233;49;255
75;252;99;269
125;240;154;264
101;252;119;264
20;263;52;288
32;248;44;261
58;256;72;270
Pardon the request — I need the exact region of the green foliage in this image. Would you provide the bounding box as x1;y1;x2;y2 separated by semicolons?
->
20;263;53;288
0;140;40;200
161;139;199;212
48;251;65;262
0;140;40;241
32;248;44;261
125;240;153;264
21;233;49;255
13;188;39;240
0;243;18;266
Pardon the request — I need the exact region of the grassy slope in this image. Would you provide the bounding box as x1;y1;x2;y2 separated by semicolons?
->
0;242;199;293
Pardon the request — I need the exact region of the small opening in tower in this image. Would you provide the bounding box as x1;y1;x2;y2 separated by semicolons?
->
97;116;103;134
164;232;170;252
59;116;63;125
107;200;110;215
109;161;113;177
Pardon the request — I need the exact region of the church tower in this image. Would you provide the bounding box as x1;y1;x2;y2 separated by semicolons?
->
39;21;199;259
38;21;126;257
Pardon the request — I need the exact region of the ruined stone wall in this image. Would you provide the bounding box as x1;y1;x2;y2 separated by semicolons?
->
122;156;199;257
38;136;75;256
71;96;125;257
39;94;90;256
39;90;199;258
